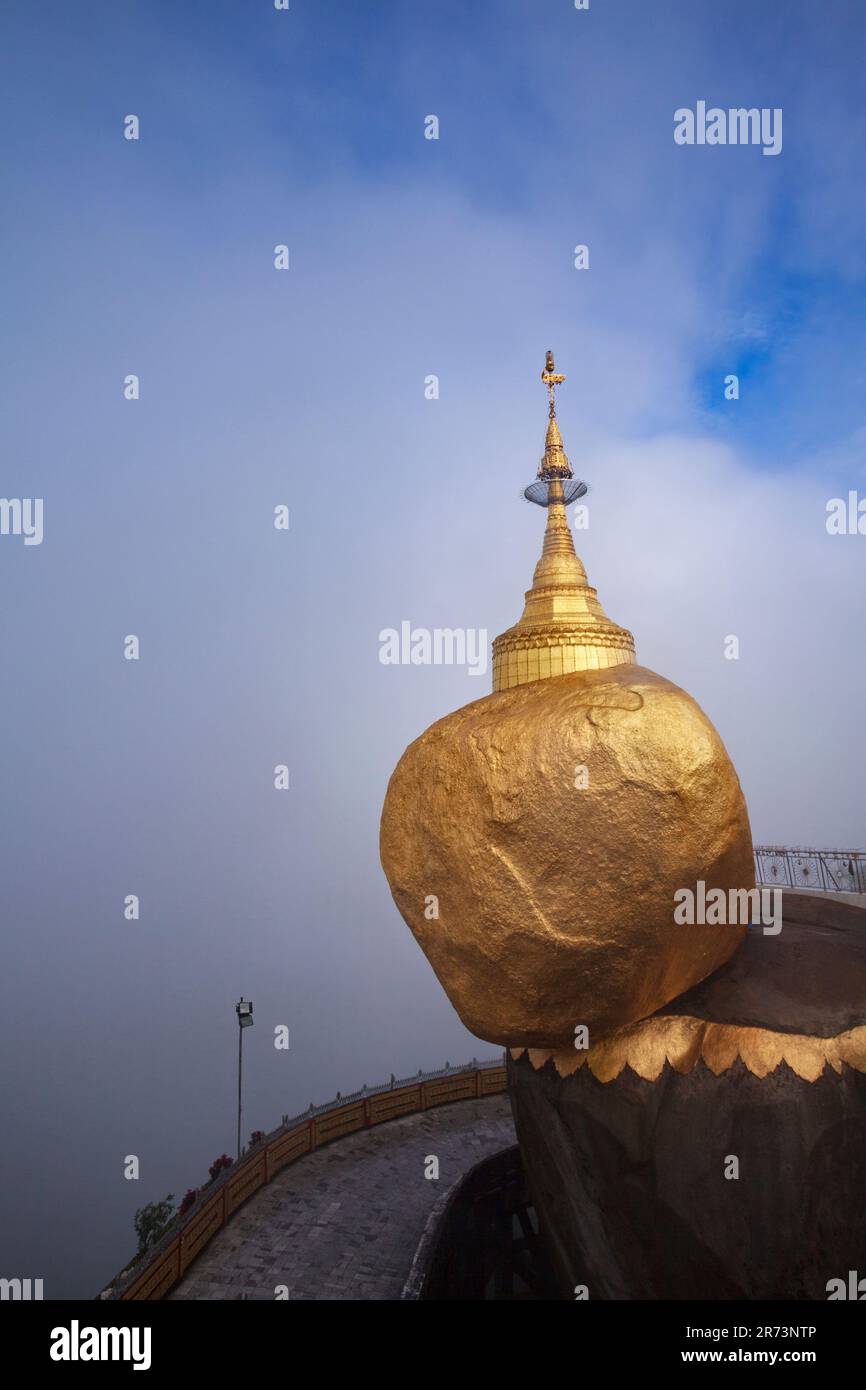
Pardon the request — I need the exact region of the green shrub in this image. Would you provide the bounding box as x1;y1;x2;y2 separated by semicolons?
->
133;1195;175;1254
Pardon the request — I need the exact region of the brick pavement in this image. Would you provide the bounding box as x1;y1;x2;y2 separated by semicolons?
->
169;1093;515;1300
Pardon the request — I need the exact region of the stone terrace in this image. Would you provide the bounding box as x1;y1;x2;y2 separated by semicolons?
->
169;1093;515;1300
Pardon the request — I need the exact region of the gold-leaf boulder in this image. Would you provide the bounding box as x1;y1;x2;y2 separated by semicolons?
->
380;664;754;1049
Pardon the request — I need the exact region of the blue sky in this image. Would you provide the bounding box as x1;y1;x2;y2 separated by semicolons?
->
1;0;864;1296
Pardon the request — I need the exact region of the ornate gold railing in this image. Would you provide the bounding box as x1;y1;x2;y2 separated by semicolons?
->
754;846;866;894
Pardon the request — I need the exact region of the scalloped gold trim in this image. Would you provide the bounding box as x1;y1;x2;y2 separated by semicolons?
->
511;1015;866;1083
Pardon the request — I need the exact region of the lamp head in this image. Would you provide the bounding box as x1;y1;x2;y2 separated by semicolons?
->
236;998;254;1028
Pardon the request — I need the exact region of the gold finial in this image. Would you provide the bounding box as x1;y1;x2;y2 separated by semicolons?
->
538;350;571;481
541;349;565;421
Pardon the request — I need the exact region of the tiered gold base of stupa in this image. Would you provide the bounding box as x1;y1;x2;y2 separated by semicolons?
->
492;480;635;692
492;619;635;691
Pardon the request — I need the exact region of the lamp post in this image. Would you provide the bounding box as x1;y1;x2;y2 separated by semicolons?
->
235;998;254;1160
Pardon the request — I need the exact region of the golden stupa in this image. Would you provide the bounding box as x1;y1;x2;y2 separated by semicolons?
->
381;353;754;1049
492;351;635;689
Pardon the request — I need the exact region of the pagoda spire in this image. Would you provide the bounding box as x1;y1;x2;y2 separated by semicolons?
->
491;351;636;691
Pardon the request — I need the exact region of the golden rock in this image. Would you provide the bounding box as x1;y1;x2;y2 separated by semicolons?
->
380;663;753;1048
380;353;754;1048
